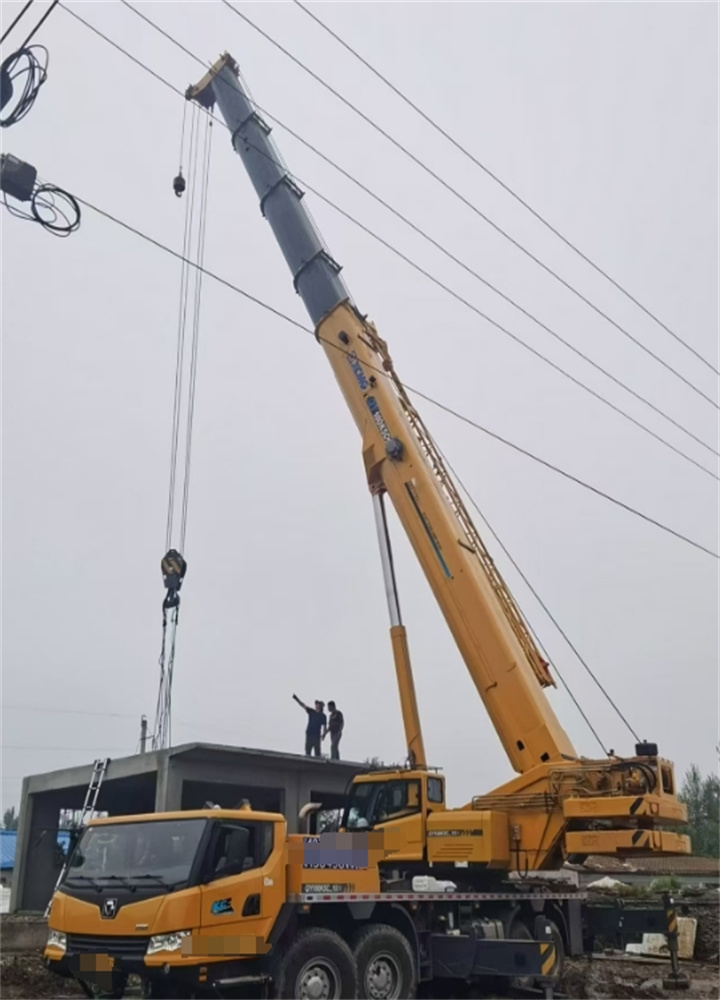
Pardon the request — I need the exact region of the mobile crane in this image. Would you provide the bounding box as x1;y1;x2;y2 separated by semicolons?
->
44;52;690;1000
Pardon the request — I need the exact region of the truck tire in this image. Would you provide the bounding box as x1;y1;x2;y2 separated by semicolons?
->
273;927;358;999
352;925;416;1000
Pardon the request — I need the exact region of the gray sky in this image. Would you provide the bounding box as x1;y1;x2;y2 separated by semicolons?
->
2;1;718;816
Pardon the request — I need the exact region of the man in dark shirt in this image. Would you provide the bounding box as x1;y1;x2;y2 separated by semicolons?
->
292;694;326;757
325;700;344;760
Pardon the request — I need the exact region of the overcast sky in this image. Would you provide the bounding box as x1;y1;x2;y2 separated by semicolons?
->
2;1;718;819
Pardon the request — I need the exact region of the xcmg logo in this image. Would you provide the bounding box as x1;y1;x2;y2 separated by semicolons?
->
346;350;369;391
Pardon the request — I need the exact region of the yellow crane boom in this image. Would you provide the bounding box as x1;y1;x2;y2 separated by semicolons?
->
188;53;689;867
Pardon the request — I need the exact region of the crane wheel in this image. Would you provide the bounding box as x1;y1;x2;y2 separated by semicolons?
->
352;924;416;1000
272;927;358;999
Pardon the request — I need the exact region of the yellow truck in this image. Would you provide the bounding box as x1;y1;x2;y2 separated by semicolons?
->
45;798;578;999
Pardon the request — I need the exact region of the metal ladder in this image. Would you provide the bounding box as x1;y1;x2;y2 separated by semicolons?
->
45;757;110;917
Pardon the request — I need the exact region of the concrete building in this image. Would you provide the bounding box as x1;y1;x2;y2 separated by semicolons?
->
10;742;365;913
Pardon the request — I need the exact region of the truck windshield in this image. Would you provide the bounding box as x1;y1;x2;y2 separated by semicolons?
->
65;819;207;888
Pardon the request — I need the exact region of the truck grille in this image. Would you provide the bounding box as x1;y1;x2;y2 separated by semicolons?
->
66;934;149;959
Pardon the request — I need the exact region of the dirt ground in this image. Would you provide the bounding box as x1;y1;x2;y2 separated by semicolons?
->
2;895;718;998
0;951;85;999
2;949;719;1000
560;956;719;1000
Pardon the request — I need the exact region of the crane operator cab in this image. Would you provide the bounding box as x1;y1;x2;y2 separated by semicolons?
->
341;770;446;864
341;770;514;874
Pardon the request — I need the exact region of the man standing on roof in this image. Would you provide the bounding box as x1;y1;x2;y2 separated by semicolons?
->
324;700;344;760
292;694;326;757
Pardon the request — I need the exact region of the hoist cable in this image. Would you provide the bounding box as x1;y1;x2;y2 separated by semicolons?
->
20;0;59;48
436;440;638;747
177;99;187;172
87;0;718;480
72;191;720;561
165;101;199;551
292;0;719;378
152;610;168;749
179;112;213;552
1;0;35;44
221;1;718;410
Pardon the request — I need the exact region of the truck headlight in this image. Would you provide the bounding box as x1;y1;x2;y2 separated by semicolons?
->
146;931;190;955
47;930;67;952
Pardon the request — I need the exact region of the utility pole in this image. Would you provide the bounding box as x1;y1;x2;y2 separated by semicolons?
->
139;715;148;754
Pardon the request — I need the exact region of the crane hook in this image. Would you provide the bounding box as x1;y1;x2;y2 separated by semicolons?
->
173;170;186;197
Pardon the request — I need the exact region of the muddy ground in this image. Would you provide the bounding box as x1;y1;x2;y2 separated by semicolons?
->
2;950;718;999
2;896;718;998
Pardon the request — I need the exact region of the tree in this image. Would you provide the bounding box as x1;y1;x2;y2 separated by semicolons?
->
2;807;19;830
363;757;402;771
678;765;719;858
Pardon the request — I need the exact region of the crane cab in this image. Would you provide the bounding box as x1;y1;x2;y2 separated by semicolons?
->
340;769;446;862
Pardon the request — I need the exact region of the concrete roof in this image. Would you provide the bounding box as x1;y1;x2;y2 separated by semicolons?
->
21;742;366;792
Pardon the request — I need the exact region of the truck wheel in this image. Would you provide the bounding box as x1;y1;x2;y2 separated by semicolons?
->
353;925;416;1000
273;927;357;999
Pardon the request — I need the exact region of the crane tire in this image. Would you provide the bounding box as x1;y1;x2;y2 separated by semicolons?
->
352;924;416;1000
272;927;358;999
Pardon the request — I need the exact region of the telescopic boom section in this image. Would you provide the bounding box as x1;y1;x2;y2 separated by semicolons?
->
187;55;577;774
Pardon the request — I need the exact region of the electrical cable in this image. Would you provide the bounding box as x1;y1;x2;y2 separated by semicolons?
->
69;190;719;561
19;0;59;48
222;0;718;409
2;180;80;235
436;439;639;746
63;2;719;483
238;108;718;461
1;0;35;44
2;745;134;752
292;0;719;378
0;44;48;127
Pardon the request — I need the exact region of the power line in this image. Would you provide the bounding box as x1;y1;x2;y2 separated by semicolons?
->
1;0;35;44
221;1;718;410
34;7;720;554
118;0;717;463
243;110;718;461
2;703;140;719
66;191;718;561
65;2;718;483
292;0;719;379
2;745;133;752
438;442;639;744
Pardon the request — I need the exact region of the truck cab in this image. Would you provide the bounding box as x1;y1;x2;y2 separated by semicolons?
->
44;809;288;998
